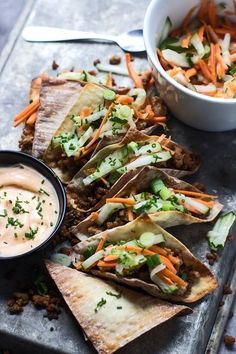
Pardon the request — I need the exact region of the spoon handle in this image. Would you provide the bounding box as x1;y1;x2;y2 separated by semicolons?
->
22;26;116;43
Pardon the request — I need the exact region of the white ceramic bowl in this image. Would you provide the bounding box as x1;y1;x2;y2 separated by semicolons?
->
143;0;236;132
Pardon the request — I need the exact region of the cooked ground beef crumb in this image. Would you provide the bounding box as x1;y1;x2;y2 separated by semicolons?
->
18;124;35;154
52;60;59;70
32;292;61;320
150;96;167;117
93;58;101;66
7;292;29;314
227;233;233;241
109;55;121;65
206;252;219;265
88;70;97;76
223;285;232;295
224;335;235;346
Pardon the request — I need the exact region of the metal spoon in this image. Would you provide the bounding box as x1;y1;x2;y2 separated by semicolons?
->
22;26;145;52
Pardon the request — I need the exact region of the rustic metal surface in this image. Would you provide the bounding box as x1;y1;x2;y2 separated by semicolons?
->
0;0;235;353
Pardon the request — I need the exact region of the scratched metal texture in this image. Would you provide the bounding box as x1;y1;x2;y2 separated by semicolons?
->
0;0;235;354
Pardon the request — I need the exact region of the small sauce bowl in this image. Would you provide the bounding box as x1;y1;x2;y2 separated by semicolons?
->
0;150;67;260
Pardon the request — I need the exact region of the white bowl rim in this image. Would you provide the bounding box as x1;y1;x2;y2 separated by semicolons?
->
143;0;236;105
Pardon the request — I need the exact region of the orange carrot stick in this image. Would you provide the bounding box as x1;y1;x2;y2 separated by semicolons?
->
185;68;197;81
210;43;216;82
26;112;37;125
125;53;144;88
97;260;117;268
90;212;99;221
181;32;191;48
13;100;40;127
85;103;114;149
168;255;181;265
208;0;217;28
198;25;205;42
159;255;177;274
106;198;135;205
198;59;213;82
103;254;119;262
149;245;168;256
173;189;217;199
160;268;187;287
106;72;113;87
127;207;134;222
116;95;134;105
157;273;174;285
96;234;107;252
181;5;198;31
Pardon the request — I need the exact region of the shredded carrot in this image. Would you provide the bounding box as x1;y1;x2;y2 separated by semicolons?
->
90;212;99;221
210;43;216;82
184;68;197;81
157;48;170;70
215;43;228;78
100;177;109;187
193;198;215;207
198;59;213;82
13;99;40;127
157;273;174;285
198;25;205;42
208;0;217;28
152;116;167;123
159;268;187;287
85;103;114;149
106;72;113;87
116;95;134;105
80;107;93;119
118;245;143;254
168;255;181;265
181;5;198;31
181;32;191;48
73;262;82;270
74;143;97;161
106;197;135;205
96;234;107;253
143;249;156;256
173;189;217;199
125;53;144;88
149;245;168;256
97;260;117;268
183;201;202;215
198;0;210;21
103;254;119;262
26;112;37;125
127;207;134;222
159;255;177;274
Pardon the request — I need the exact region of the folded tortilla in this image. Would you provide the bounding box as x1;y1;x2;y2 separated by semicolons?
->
73;215;218;303
67;129;200;212
46;261;190;354
32;77;84;159
72;166;223;239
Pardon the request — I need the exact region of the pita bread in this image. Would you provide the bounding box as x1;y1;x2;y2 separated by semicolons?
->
73;215;218;303
72;166;223;239
46;261;190;354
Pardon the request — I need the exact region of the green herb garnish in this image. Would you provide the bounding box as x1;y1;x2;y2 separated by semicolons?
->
94;298;106;313
106;291;122;299
25;227;39;240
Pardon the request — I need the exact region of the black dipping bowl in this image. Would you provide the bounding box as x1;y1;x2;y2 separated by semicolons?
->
0;150;67;260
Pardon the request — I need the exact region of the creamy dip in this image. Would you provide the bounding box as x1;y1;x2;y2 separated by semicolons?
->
0;164;59;257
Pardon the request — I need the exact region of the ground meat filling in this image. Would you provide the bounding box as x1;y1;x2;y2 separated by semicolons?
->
19;124;35;154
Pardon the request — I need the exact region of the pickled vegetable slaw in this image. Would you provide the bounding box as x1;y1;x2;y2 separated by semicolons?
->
157;0;236;98
75;231;188;295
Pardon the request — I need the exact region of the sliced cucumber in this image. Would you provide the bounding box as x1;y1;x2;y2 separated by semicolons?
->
190;33;205;57
162;49;190;68
97;203;124;225
159;17;172;44
139;232;165;247
151;178;165;194
159;186;172;200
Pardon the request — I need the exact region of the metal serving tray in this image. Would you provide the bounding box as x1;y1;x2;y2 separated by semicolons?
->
0;1;235;353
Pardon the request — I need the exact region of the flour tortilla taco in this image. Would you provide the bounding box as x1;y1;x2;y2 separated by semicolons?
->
67;129;200;212
46;260;191;354
72;166;223;239
72;215;217;303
